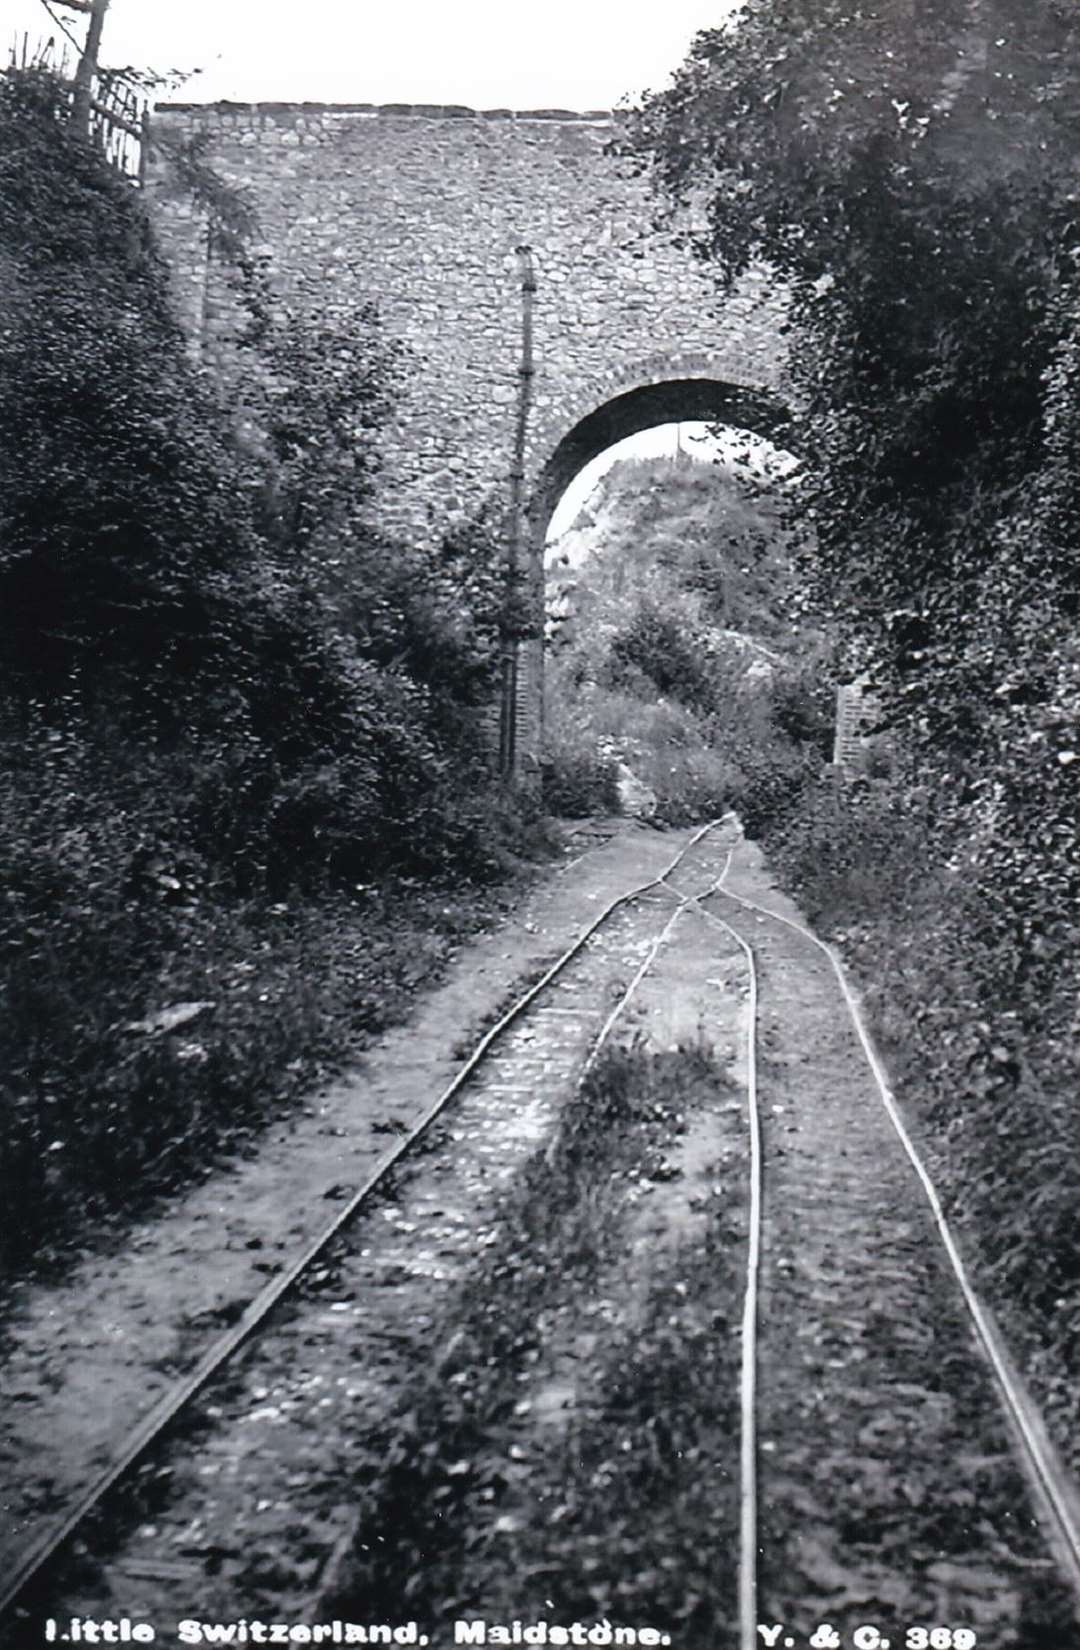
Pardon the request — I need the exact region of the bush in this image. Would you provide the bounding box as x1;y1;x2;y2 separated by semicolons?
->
607;601;721;713
541;743;620;818
725;736;820;840
0;695;556;1282
0;70;538;1283
766;663;835;757
0;68;511;894
0;72;261;690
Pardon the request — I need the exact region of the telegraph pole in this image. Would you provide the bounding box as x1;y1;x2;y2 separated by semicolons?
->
69;0;111;137
499;244;537;778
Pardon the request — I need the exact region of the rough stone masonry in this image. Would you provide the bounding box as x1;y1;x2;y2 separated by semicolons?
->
146;102;790;761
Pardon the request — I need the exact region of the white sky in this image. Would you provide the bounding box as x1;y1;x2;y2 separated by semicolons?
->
9;0;737;107
547;424;797;546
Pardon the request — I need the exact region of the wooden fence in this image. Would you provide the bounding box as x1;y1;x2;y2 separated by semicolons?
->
8;29;145;179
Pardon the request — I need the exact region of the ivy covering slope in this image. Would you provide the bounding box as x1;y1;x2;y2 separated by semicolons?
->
625;0;1080;1456
0;69;536;1282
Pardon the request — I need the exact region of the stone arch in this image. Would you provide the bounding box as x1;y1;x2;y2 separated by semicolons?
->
516;359;795;766
145;103;794;775
527;355;794;546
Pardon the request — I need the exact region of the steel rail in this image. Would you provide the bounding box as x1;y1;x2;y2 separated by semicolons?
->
309;837;737;1618
683;888;763;1650
709;863;1080;1618
0;818;726;1620
579;855;732;1080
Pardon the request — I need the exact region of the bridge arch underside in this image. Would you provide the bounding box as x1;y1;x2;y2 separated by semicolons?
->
529;376;794;546
515;375;792;771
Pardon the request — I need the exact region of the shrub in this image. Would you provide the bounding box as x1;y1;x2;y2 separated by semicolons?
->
607;601;720;713
0;67;511;896
766;663;835;757
0;71;261;692
541;743;620;818
0;69;535;1284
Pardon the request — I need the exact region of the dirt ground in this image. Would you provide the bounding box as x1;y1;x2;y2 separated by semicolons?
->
4;821;1078;1650
0;820;700;1586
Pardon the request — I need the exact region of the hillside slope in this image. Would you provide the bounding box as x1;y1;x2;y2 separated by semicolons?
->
542;456;831;820
547;454;798;657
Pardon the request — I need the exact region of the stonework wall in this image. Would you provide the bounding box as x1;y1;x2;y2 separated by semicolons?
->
833;681;885;773
146;102;790;764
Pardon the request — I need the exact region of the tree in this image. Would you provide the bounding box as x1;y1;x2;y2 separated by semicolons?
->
0;65;260;697
624;0;1080;1178
624;0;1080;752
0;61;514;895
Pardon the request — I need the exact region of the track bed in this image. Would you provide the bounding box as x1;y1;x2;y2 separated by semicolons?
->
4;825;1079;1650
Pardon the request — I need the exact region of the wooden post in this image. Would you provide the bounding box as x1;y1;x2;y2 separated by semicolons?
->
70;0;111;137
499;245;537;777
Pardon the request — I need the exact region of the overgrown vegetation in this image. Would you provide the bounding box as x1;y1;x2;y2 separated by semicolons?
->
0;68;545;1282
626;0;1080;1451
543;458;830;821
329;1045;742;1642
765;773;1080;1473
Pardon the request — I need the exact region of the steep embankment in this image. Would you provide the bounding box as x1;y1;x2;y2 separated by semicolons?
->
543;456;831;820
548;453;795;653
0;67;548;1296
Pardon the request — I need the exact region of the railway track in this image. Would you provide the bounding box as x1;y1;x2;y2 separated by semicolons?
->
1;819;738;1641
690;857;1080;1649
5;819;1080;1648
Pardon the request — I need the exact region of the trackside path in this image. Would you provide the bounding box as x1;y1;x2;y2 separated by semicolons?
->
706;838;1076;1646
0;823;698;1590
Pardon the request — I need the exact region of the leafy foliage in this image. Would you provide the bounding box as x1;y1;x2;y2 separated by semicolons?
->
625;0;1080;1445
544;458;828;823
608;601;720;712
0;71;257;693
0;693;525;1279
624;0;1080;752
0;67;532;1281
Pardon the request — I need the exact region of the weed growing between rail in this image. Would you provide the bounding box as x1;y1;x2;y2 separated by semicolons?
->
327;1044;746;1644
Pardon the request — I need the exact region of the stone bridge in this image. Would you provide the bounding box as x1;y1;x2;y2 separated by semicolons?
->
147;101;789;768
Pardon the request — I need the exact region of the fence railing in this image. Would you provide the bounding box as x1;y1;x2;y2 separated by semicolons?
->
8;30;145;179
